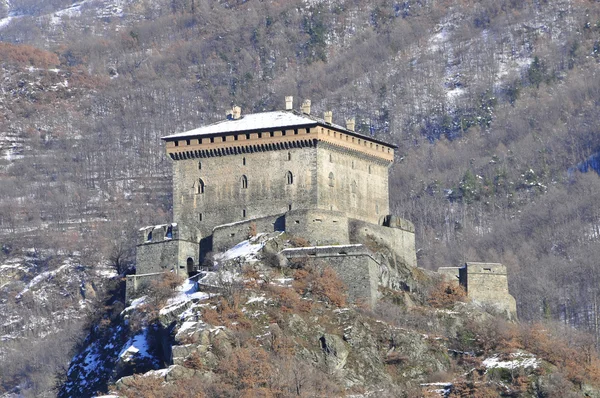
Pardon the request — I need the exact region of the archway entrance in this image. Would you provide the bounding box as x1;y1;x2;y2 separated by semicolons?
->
186;257;195;277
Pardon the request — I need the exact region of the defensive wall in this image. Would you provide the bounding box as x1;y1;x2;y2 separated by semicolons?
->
280;245;380;307
439;262;517;319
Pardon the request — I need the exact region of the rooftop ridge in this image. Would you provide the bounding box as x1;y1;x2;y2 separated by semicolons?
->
162;109;397;149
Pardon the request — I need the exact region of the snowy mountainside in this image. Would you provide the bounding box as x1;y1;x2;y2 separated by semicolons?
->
62;233;600;397
0;248;117;396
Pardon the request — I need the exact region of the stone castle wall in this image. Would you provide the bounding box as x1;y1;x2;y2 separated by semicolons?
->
348;219;416;268
315;143;389;225
173;145;318;241
439;263;517;319
212;214;284;253
281;245;380;307
171;142;391;242
136;224;199;276
284;209;350;246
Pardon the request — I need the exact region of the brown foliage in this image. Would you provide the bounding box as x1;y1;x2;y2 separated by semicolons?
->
183;351;204;370
293;266;347;307
201;296;251;330
0;43;60;68
247;222;257;238
427;281;466;309
217;347;272;392
289;236;310;247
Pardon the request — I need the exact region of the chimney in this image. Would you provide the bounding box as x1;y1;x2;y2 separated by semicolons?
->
346;118;356;131
232;106;241;119
324;111;332;124
301;99;311;115
285;96;293;110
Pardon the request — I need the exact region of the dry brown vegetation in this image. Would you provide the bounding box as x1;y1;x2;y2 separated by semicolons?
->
2;0;600;395
427;281;467;309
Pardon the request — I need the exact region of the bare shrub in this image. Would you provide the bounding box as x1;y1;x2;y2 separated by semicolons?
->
427;281;466;309
247;222;257;238
292;266;347;307
183;351;204;370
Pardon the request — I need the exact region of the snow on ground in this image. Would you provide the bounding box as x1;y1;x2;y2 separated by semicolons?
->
246;295;267;304
119;329;153;362
482;351;539;370
159;278;212;315
214;233;271;263
16;260;73;298
420;382;453;396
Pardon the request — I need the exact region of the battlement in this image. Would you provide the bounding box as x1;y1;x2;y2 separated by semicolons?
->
439;262;517;319
138;223;178;245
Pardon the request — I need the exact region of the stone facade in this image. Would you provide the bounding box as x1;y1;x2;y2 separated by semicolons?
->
128;100;517;314
281;245;380;307
439;262;518;319
135;224;199;276
170;139;391;244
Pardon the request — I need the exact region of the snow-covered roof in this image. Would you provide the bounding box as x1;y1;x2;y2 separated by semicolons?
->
162;111;317;139
161;110;397;148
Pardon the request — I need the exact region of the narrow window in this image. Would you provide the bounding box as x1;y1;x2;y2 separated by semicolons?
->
328;172;334;187
351;160;355;169
198;213;203;222
198;161;202;170
368;165;372;174
241;175;248;189
376;204;379;214
147;231;153;241
242;209;247;218
288;204;292;211
196;178;205;194
166;225;173;239
329;153;333;163
243;157;246;166
352;180;357;194
286;171;293;185
287;152;291;161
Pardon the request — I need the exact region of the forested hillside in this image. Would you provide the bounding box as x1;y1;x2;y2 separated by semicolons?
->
1;0;600;395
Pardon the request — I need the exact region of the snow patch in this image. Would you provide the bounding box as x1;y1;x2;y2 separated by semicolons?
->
214;234;272;263
119;329;154;363
482;352;539;370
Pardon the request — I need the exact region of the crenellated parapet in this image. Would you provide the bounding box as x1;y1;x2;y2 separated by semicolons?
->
162;110;395;163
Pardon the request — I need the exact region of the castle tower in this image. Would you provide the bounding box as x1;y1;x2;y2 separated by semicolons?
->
161;100;397;243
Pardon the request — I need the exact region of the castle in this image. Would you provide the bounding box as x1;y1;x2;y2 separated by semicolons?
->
127;97;516;317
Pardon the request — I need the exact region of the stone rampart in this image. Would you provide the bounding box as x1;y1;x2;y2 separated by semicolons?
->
437;263;517;319
284;209;349;246
349;218;417;268
281;244;380;307
212;214;284;253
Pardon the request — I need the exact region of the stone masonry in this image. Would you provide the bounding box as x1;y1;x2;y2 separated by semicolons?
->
439;262;517;319
129;97;518;313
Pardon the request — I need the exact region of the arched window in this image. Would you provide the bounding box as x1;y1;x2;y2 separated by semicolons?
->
241;175;248;189
352;180;357;194
166;225;173;239
328;172;334;187
147;230;153;241
196;178;205;194
286;171;293;185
